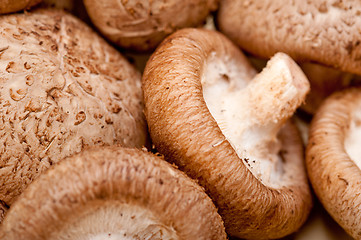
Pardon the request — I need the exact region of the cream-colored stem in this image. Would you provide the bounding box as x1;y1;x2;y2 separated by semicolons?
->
213;53;309;164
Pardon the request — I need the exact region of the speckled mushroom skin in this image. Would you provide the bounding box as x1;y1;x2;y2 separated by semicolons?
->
0;10;147;214
143;28;312;239
0;146;227;240
218;0;361;75
0;0;42;14
307;88;361;239
83;0;219;51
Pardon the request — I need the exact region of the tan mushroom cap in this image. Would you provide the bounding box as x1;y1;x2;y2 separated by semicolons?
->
0;0;42;14
83;0;218;52
0;146;227;240
0;9;147;216
217;0;361;75
307;87;361;239
143;28;312;239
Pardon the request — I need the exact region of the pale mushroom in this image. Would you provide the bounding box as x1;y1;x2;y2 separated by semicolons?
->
83;0;218;51
0;0;41;14
307;87;361;239
0;146;227;240
217;0;361;75
0;9;147;220
143;28;312;239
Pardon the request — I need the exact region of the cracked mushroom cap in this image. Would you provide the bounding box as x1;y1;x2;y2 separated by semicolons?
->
0;0;42;14
217;0;361;75
83;0;218;52
0;146;227;240
142;28;312;239
0;9;147;218
307;87;361;239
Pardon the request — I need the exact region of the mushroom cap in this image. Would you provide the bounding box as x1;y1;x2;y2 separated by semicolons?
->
300;62;357;115
0;146;227;240
142;28;312;239
0;0;42;14
83;0;218;52
0;10;147;212
307;87;361;239
217;0;361;75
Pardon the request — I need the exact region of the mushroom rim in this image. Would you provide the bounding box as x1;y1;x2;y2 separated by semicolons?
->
306;87;361;239
143;28;312;239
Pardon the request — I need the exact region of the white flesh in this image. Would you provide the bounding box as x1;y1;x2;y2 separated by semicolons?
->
51;201;178;240
345;106;361;170
202;53;309;188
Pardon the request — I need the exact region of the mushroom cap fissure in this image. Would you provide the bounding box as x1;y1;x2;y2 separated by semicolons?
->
307;88;361;239
0;0;42;14
83;0;218;51
0;146;227;240
218;0;361;75
0;10;147;208
143;28;312;239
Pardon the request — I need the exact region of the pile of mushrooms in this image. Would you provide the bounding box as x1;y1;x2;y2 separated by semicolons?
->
0;9;147;221
2;0;361;239
215;1;361;238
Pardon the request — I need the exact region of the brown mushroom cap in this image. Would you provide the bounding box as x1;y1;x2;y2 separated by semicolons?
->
217;0;361;75
83;0;218;52
307;87;361;239
0;0;42;14
0;146;227;240
143;28;312;239
0;9;147;215
299;62;355;115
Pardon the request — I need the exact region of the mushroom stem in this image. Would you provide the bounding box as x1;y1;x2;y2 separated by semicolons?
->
237;53;309;153
205;53;310;184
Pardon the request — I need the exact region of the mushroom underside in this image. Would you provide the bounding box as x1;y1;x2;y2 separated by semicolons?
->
307;88;361;239
143;28;312;239
202;51;308;188
49;200;178;240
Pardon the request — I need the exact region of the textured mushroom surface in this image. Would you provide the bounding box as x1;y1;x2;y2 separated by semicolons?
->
0;10;147;213
0;0;42;14
0;146;227;240
217;0;361;75
83;0;218;51
143;28;312;239
307;88;361;239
